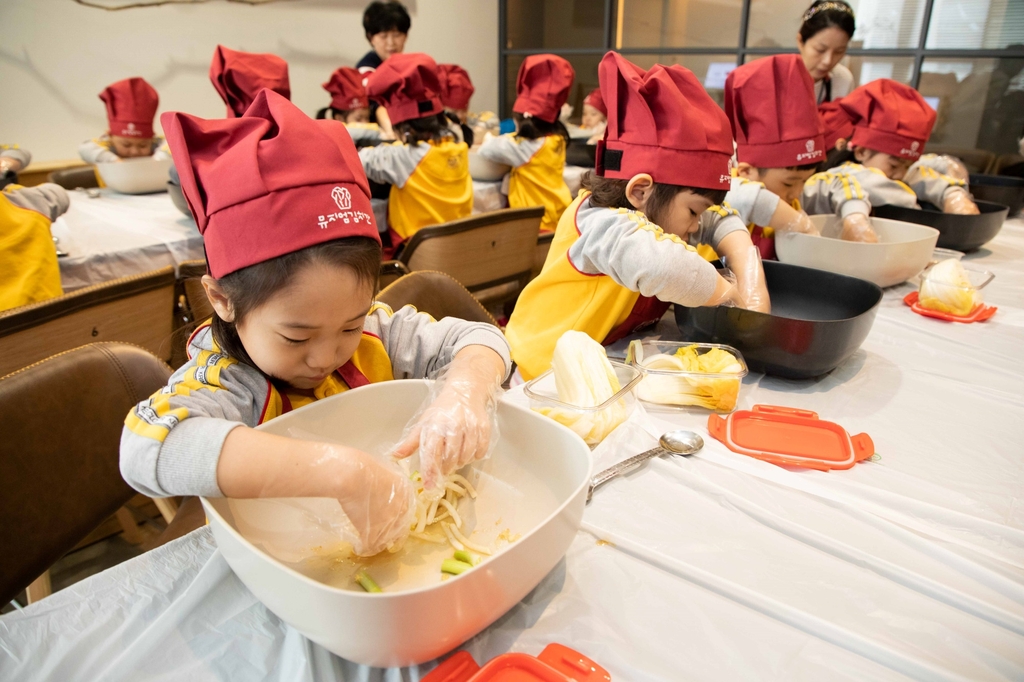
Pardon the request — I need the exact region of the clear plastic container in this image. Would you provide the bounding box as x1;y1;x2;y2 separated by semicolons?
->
930;247;965;264
523;360;642;447
917;260;994;317
626;340;748;413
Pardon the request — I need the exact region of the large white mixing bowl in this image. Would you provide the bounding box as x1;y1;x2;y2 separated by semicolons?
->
95;157;173;194
202;379;592;667
776;215;939;288
468;151;511;182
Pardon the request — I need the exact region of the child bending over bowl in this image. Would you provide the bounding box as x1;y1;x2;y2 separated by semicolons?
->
78;78;169;164
804;79;979;242
504;52;770;381
120;91;509;557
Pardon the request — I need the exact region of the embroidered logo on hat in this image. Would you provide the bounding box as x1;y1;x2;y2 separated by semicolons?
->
806;139;815;153
332;186;352;211
912;141;920;151
796;138;823;161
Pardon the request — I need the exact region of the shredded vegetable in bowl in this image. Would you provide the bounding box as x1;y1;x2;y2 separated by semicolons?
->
408;472;492;556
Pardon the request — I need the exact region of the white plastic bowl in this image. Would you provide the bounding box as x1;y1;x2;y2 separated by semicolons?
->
95;157;172;194
468;150;511;182
202;379;592;667
776;215;940;288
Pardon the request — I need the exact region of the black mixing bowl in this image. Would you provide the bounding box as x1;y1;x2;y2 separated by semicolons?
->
675;261;883;380
969;174;1024;216
873;200;1008;252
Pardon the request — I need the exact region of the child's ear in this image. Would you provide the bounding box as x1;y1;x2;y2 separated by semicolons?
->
202;275;236;323
853;145;870;163
624;173;655;211
735;162;759;181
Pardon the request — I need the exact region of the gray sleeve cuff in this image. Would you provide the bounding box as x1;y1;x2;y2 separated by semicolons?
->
156;418;244;497
839;199;871;218
1;147;31;167
451;326;513;381
709;215;748;251
750;188;781;227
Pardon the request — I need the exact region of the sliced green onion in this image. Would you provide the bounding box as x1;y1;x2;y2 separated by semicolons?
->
453;549;476;566
441;558;474;575
355;569;382;593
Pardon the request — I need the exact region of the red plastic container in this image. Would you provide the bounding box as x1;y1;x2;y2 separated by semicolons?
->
423;644;611;682
708;405;874;471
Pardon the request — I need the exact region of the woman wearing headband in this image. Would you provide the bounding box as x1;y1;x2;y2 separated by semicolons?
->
798;1;856;104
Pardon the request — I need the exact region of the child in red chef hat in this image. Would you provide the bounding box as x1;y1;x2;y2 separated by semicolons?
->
120;90;509;557
359;53;473;255
720;54;829;260
504;52;769;380
807;78;978;242
318;66;381;144
437;63;476;146
79;78;169;163
209;45;291;118
477;54;575;233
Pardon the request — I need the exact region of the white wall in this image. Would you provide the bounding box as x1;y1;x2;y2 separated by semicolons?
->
0;0;498;162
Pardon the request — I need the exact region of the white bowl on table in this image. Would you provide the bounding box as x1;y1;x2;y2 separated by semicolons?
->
95;157;173;195
201;379;592;668
776;215;939;288
468;150;511;182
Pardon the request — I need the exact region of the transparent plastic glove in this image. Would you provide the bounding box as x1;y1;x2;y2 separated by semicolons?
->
772;201;820;237
392;356;502;495
559;103;574;123
726;246;771;313
943;188;980;215
840;213;879;243
309;442;415;557
938;155;970;183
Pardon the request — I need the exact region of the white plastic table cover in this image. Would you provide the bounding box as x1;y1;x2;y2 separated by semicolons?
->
52;188;205;291
2;217;1023;682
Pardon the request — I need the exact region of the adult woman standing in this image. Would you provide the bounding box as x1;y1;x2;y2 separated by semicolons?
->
798;1;857;104
357;1;411;139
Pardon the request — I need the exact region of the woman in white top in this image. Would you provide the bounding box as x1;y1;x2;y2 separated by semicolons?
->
798;1;857;104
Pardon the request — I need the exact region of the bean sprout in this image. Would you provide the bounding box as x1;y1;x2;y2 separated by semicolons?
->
408;473;492;555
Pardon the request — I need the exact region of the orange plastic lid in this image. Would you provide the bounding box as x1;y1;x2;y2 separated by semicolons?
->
708;405;874;471
903;291;997;323
423;645;611;682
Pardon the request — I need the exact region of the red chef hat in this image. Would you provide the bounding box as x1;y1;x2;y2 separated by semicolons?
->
209;45;291;118
838;79;936;160
596;52;733;190
437;64;475;110
583;88;607;117
512;54;575;124
161;90;379;279
818;99;854;150
725;54;825;168
323;67;369;111
366;53;444;125
99;78;158;139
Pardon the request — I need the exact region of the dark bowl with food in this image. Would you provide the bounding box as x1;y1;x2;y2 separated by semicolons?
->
565;139;596;168
969;174;1024;216
675;261;883;380
873;200;1008;252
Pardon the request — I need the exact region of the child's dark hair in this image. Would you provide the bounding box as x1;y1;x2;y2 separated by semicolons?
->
210;237;382;370
394;114;454;144
823;147;858;170
513;112;570;142
580;171;727;225
800;1;856;42
316;107;356;122
363;1;410;37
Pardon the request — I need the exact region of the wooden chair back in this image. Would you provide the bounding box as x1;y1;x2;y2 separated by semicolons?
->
533;231;555;280
378;270;497;326
399;206;544;306
47;166;100;190
0;266;176;377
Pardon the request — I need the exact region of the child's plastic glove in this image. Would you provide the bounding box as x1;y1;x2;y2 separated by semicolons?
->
559;103;574;123
943;188;980;215
727;245;771;313
318;444;415;556
840;213;879;243
937;155;970;182
774;204;820;237
392;357;502;495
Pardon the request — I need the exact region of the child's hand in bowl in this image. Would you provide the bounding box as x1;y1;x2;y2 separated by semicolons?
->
841;213;879;243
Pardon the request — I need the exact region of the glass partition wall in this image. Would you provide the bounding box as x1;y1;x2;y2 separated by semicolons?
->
499;0;1024;155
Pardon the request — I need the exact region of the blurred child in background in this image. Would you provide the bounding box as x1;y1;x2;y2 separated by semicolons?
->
477;54;574;233
210;45;290;118
437;63;475;145
359;53;472;256
1;178;69;311
319;66;381;144
78;78;168;164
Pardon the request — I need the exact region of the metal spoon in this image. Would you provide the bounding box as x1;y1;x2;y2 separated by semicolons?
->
587;430;704;502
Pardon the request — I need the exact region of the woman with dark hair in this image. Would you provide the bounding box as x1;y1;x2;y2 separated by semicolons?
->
798;1;856;104
357;1;411;139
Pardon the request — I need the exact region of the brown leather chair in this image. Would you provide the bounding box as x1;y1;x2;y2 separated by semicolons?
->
378;270;498;326
0;266;177;377
0;343;172;606
379;260;410;290
47;166;100;190
533;231;555;280
398;206;544;307
994;154;1024;177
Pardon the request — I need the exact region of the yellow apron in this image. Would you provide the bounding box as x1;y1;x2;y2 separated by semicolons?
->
388;140;473;243
505;192;692;380
508;135;572;233
0;190;62;312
